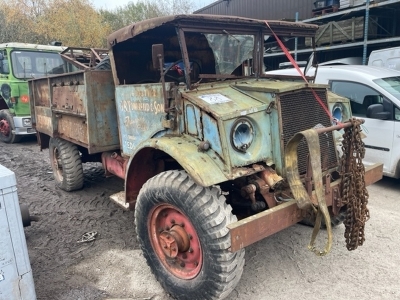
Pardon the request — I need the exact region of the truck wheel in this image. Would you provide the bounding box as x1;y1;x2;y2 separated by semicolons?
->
135;170;245;300
49;137;83;191
0;109;21;143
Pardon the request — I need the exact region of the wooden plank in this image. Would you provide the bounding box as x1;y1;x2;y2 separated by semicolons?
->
305;16;380;46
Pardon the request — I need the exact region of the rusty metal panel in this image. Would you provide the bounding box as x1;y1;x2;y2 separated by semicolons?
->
31;70;119;153
57;114;88;145
228;199;305;252
84;71;120;154
364;163;383;186
29;77;51;107
116;83;171;157
194;0;314;21
34;106;54;137
108;15;317;47
52;85;86;116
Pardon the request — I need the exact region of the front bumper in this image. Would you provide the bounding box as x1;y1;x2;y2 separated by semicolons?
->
227;162;383;252
12;117;36;135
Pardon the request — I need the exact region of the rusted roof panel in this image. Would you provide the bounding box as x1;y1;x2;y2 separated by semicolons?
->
107;14;318;48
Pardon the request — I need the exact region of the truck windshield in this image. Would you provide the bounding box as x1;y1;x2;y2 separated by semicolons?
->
373;76;400;100
11;50;64;79
205;34;254;75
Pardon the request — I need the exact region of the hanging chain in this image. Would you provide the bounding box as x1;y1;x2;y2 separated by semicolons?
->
339;118;369;251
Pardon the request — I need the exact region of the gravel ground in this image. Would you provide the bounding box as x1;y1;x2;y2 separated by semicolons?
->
1;136;399;300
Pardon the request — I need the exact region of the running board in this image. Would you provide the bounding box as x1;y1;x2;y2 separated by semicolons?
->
109;191;130;210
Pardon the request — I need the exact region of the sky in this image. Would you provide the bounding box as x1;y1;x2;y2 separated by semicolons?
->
91;0;216;11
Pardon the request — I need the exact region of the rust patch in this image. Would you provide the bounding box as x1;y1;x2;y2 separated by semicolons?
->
58;115;88;144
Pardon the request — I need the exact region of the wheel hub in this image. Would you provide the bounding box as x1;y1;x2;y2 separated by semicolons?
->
159;225;190;258
0;119;10;136
149;204;203;279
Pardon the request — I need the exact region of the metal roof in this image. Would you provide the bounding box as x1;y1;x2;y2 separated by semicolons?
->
0;42;65;52
107;14;318;48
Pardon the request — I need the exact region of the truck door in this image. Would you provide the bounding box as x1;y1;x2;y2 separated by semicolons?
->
330;81;395;174
115;83;173;157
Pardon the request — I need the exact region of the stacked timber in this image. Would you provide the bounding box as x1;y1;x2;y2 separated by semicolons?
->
305;16;379;47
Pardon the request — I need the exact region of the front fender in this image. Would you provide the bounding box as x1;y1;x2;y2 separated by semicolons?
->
126;135;228;188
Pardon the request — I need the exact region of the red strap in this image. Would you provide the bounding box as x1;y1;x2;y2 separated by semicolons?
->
265;21;340;125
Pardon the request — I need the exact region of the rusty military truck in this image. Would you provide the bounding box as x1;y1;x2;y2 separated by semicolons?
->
29;15;383;300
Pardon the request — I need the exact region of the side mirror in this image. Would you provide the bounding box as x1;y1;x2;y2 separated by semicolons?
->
152;44;164;70
304;52;315;76
366;103;391;120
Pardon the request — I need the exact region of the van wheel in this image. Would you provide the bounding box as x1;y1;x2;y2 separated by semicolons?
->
49;137;83;191
0;109;21;143
135;170;245;300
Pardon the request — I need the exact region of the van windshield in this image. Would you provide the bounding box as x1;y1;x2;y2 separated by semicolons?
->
373;76;400;100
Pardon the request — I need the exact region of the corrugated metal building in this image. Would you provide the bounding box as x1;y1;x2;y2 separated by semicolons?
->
194;0;315;21
195;0;400;69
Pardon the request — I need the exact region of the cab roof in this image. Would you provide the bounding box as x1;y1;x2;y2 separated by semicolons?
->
107;14;318;48
0;42;65;52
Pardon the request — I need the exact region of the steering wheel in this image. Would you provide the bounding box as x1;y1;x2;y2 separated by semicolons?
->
163;59;184;76
163;59;202;84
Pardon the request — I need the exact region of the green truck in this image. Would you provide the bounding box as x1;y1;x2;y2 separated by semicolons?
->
0;42;67;143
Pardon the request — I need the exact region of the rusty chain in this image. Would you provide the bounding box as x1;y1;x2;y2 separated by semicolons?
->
339;118;369;251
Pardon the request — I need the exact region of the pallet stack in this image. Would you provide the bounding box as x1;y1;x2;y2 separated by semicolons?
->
312;0;340;17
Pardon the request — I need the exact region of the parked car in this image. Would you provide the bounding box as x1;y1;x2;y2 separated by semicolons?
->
267;65;400;178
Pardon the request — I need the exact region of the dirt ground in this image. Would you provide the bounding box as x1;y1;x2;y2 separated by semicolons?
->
1;136;400;300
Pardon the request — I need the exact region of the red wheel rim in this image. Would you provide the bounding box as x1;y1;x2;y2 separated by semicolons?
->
149;203;202;279
0;118;10;137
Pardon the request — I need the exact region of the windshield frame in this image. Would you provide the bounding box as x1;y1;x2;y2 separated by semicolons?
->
178;25;263;87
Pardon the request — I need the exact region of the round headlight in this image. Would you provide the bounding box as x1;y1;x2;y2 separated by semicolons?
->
332;103;344;124
231;118;254;152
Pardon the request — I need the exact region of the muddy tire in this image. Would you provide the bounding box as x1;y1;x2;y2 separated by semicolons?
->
135;170;245;300
95;57;111;70
49;137;83;191
0;109;21;143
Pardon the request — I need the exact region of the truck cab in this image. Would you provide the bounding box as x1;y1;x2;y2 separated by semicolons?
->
0;43;66;143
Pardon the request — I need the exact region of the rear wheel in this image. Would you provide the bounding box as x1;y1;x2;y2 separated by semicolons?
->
135;170;245;300
0;109;21;143
49;137;83;191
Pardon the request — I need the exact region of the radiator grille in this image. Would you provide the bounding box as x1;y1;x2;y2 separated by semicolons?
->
279;88;337;174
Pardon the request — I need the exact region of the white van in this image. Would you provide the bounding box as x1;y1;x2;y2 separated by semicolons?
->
368;46;400;71
267;65;400;178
